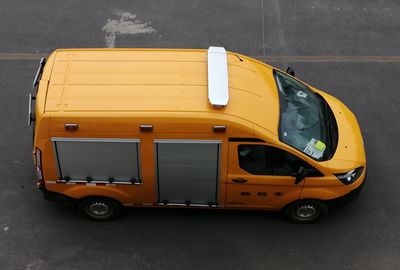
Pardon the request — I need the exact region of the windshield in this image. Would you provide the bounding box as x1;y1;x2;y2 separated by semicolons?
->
274;70;336;161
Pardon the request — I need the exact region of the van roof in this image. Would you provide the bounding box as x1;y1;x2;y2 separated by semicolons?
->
43;48;279;136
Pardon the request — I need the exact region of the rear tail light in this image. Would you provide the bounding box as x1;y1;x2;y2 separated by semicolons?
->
35;148;43;183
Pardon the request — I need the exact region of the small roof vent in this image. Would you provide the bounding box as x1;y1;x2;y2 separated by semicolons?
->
207;46;229;108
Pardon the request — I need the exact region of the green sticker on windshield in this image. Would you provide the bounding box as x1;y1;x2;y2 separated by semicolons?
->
314;140;326;152
304;139;326;159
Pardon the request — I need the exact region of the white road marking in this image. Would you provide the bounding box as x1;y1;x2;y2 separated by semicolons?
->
261;0;265;56
102;12;157;48
269;0;288;55
26;259;43;270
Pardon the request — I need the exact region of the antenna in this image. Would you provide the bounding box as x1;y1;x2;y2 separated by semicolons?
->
216;40;243;62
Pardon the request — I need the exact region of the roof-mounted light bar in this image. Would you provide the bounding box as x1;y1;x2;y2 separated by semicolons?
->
207;46;229;108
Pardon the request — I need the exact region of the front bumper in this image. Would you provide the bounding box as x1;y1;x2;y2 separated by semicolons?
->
326;170;367;207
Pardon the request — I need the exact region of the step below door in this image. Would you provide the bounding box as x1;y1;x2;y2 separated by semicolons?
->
155;140;221;206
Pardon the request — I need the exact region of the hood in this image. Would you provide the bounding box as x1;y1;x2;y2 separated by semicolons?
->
320;92;366;167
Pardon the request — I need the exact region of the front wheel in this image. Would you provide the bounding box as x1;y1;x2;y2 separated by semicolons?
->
78;197;123;221
282;200;328;223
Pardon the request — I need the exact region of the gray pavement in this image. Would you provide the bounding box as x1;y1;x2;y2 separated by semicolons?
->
1;1;400;269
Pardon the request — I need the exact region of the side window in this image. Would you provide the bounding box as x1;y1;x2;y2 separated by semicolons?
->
269;146;302;175
238;145;272;175
238;145;322;176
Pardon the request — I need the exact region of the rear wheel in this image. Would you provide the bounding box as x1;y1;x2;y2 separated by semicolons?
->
282;200;328;223
78;197;123;221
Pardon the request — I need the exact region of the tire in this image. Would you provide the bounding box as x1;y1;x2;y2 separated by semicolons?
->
282;199;328;224
78;197;123;221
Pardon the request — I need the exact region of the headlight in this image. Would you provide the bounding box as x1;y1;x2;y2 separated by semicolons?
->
335;167;364;185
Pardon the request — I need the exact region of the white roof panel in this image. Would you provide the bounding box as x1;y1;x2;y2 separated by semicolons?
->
207;46;229;108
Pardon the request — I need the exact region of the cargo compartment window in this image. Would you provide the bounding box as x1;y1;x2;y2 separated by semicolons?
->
238;145;322;176
52;138;140;183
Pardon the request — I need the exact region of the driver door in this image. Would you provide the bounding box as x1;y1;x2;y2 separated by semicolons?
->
226;142;305;209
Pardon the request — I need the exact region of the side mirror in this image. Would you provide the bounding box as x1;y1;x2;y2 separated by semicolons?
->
286;67;295;76
295;166;307;184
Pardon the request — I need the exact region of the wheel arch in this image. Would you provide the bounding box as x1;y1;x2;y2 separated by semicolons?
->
62;186;131;205
76;195;124;208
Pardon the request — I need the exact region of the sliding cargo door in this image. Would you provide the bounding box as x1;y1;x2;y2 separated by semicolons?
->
155;140;221;206
52;138;140;183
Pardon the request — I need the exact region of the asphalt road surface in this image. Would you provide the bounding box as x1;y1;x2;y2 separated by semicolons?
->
1;1;400;269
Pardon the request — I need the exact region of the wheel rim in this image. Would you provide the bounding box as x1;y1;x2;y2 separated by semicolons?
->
87;201;111;217
295;204;318;219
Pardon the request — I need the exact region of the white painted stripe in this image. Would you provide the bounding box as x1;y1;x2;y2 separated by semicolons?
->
102;12;157;48
261;0;266;57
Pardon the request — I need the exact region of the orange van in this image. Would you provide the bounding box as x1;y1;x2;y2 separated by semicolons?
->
29;47;366;223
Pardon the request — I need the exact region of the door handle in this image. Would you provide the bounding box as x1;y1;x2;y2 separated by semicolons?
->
232;178;248;183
